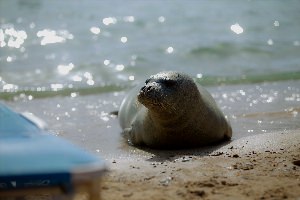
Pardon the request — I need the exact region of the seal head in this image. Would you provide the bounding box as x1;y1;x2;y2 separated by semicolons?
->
138;72;198;117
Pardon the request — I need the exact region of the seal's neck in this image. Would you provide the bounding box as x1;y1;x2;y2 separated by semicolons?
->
148;110;177;122
147;105;195;131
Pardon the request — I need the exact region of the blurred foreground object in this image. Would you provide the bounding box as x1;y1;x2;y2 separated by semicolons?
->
0;102;106;200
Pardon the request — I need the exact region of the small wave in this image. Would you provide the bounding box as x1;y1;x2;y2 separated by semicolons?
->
0;84;126;101
1;71;300;101
196;71;300;86
189;42;271;57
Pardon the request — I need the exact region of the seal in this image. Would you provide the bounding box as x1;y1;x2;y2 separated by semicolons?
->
118;71;232;149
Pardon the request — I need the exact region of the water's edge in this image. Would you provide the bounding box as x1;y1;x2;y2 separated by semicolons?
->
1;71;300;101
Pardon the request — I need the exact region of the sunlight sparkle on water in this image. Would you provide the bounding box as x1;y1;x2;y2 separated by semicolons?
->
0;27;27;48
123;16;135;23
29;22;36;29
37;29;73;45
285;93;300;102
239;90;246;96
116;64;125;71
6;56;14;62
72;75;82;82
57;63;74;75
273;21;280;27
267;39;274;45
87;79;95;86
230;23;244;34
28;95;33;100
129;75;135;81
3;84;18;91
104;59;110;66
103;17;117;26
158;16;166;23
100;111;110;122
0;29;5;47
196;74;203;79
120;36;128;43
166;46;174;54
84;72;93;79
90;27;101;35
70;93;77;98
51;84;63;91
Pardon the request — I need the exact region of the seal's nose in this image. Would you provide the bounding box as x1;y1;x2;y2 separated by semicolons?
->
141;85;146;91
140;85;154;94
147;86;152;92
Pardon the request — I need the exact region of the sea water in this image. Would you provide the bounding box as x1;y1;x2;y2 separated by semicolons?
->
0;1;299;158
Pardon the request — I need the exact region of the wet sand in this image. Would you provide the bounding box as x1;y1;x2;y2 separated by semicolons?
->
102;130;300;200
5;80;300;159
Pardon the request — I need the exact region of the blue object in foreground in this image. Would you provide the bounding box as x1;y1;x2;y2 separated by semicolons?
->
0;103;106;199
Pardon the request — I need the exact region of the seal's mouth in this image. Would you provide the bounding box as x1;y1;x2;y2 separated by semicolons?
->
138;84;157;101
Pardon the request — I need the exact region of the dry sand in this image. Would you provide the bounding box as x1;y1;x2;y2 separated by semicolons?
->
101;130;300;200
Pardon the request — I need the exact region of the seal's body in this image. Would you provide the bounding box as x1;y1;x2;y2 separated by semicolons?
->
119;71;232;149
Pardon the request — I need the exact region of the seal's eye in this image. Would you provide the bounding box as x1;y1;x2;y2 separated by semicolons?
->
161;79;176;87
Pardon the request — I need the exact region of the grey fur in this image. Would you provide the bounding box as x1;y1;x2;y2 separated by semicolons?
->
119;71;232;149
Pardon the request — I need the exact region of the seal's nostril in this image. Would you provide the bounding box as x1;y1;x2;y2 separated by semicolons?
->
141;86;146;91
147;86;152;92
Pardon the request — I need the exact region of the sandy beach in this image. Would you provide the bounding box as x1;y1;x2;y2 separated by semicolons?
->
102;131;300;200
1;1;300;200
4;81;300;199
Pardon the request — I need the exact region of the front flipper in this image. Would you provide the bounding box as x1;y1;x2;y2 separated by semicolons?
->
122;127;144;146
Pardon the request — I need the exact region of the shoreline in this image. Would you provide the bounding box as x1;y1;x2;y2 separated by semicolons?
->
102;130;300;200
2;80;299;199
3;79;300;160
